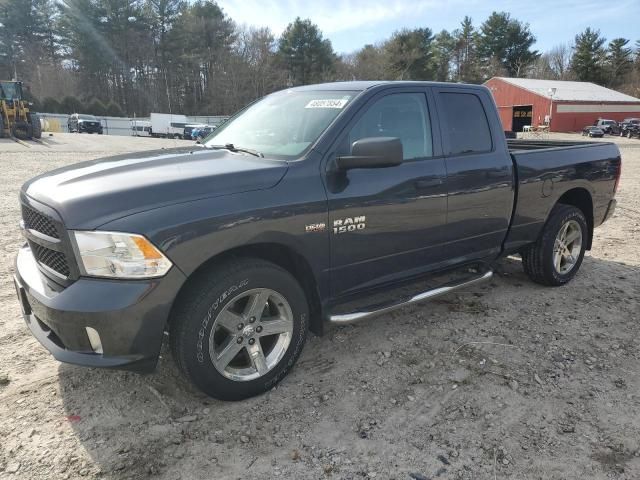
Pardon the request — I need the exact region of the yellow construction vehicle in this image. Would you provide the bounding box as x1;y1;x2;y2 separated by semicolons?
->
0;80;42;140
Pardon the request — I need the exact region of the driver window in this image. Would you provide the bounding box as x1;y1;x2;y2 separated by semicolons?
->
348;93;433;160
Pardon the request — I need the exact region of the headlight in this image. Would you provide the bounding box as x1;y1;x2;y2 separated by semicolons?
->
72;231;172;279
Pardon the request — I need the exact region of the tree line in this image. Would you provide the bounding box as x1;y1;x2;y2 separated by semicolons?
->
1;0;639;117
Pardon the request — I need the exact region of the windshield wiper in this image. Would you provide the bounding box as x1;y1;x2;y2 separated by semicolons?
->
207;143;264;158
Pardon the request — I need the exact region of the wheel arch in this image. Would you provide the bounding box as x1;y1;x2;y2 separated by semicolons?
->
555;187;594;249
169;242;324;336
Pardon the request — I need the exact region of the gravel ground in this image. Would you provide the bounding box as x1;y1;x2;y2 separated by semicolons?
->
0;132;639;480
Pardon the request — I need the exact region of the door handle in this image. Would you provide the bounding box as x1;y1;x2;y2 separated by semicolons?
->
415;178;443;189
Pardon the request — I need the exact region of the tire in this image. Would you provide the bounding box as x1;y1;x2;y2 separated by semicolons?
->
12;123;29;140
29;113;42;139
521;204;588;287
628;131;632;139
170;258;309;400
0;115;4;138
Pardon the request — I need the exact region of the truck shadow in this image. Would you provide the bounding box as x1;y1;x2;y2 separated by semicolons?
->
56;254;639;478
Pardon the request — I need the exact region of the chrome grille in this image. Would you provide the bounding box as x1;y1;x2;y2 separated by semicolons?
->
22;204;59;239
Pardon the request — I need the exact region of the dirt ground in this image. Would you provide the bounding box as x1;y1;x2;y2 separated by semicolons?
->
0;132;639;480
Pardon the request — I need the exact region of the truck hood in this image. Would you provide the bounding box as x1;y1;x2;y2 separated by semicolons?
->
22;147;288;229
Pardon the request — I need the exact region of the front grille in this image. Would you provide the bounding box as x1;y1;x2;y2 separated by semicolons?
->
22;204;59;239
31;243;71;277
21;200;76;283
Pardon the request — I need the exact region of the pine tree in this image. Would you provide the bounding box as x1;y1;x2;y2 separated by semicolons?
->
277;18;336;86
383;28;435;80
453;16;481;83
570;28;606;84
433;30;455;82
478;12;539;78
606;38;633;87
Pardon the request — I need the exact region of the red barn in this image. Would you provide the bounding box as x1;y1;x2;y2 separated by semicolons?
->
485;77;640;133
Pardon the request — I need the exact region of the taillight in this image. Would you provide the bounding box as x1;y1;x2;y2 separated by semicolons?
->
613;161;622;195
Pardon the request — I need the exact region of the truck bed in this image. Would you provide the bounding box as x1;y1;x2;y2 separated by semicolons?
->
504;138;621;253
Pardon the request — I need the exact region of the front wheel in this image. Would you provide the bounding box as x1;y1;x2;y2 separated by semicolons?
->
170;258;309;400
521;204;587;286
29;113;42;139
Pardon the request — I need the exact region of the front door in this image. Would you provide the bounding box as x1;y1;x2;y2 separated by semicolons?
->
324;89;448;297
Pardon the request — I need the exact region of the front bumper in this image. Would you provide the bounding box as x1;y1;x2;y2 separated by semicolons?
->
79;124;102;134
14;244;186;372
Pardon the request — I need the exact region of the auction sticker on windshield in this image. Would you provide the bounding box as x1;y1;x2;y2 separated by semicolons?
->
305;98;350;109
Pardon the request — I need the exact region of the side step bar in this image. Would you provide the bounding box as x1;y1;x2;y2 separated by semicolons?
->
328;270;493;323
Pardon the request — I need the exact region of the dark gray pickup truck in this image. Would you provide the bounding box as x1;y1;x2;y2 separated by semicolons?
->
14;81;621;400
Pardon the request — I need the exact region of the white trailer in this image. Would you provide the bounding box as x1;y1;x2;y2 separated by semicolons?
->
150;113;188;139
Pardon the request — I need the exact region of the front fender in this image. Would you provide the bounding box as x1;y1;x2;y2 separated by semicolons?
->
100;168;330;300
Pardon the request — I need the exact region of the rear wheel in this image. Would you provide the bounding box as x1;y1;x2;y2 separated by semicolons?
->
170;258;309;400
521;204;587;286
0;115;4;138
628;131;633;139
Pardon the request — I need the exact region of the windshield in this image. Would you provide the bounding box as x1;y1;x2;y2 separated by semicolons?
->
0;82;20;100
80;115;98;121
204;90;358;158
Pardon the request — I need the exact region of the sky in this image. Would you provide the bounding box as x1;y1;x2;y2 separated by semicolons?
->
218;0;640;54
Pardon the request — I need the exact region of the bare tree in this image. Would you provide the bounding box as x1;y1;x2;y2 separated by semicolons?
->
548;43;573;79
527;54;555;79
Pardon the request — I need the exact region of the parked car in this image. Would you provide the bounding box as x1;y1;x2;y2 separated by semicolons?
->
14;81;620;401
183;124;206;140
582;126;605;138
194;125;216;141
68;114;103;134
619;118;640;138
619;117;639;129
594;119;619;135
624;125;640;139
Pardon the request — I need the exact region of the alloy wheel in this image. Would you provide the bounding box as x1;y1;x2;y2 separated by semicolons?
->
553;220;583;275
208;288;294;381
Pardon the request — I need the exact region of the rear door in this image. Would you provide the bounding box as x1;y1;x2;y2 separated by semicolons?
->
324;88;449;296
434;87;514;263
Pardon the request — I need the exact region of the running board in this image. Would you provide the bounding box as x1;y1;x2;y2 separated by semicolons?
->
328;270;493;323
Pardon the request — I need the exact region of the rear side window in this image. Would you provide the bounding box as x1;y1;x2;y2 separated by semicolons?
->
439;92;492;155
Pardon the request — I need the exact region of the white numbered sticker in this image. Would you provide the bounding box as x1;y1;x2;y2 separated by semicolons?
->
305;99;349;109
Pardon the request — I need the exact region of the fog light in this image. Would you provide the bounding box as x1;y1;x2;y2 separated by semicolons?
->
85;327;103;354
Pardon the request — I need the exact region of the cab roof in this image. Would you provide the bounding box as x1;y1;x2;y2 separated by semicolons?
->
287;80;483;92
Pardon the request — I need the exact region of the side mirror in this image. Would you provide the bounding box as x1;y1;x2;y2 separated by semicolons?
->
336;137;403;170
